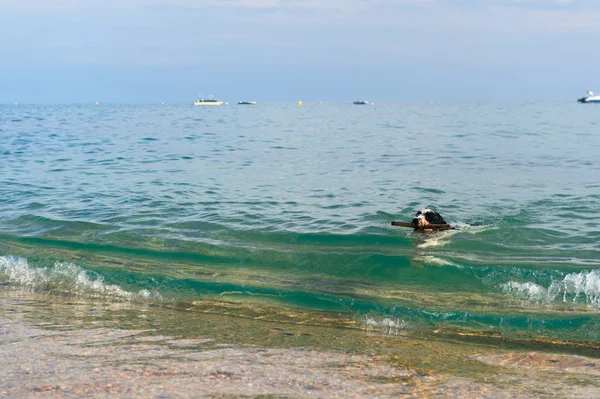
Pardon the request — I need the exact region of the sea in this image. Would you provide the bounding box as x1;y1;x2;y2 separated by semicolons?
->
1;101;600;397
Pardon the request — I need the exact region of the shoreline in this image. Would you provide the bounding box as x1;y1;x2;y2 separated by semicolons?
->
2;287;600;398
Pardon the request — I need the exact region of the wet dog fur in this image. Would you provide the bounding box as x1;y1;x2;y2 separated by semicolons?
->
411;209;448;230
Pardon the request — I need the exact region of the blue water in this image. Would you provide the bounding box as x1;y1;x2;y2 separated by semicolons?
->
1;101;600;343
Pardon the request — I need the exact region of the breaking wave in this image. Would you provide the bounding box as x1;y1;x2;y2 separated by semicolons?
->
0;255;161;301
502;270;600;308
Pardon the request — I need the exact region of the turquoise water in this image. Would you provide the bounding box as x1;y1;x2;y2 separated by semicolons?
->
1;101;600;344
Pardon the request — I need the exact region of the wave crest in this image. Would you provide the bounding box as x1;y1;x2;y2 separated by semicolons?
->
0;255;160;300
502;270;600;308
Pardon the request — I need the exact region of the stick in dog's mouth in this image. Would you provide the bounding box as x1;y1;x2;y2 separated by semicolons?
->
392;209;453;231
391;221;452;231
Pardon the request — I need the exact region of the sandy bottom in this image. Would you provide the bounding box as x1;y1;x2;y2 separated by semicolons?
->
1;288;600;398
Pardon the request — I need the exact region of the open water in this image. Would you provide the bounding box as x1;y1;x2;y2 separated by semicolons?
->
1;101;600;348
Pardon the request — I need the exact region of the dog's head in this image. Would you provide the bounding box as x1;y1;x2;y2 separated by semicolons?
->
411;209;447;230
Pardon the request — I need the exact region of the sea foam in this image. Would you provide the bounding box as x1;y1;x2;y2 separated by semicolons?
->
364;316;410;335
503;269;600;308
0;255;160;300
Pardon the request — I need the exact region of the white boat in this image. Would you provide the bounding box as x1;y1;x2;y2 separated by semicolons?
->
238;101;257;105
578;90;600;103
194;95;223;106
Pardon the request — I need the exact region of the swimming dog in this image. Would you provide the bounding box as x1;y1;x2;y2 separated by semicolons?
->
392;208;482;231
411;208;449;230
391;209;453;231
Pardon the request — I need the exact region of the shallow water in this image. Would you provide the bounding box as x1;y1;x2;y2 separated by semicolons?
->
1;101;600;387
2;287;600;398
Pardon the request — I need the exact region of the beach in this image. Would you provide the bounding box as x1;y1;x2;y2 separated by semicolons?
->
3;287;600;398
1;101;600;397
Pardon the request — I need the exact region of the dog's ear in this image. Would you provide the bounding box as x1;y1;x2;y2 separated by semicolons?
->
427;211;447;224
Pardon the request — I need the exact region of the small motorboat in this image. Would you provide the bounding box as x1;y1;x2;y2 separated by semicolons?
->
194;95;223;106
578;91;600;103
353;100;370;105
238;101;257;105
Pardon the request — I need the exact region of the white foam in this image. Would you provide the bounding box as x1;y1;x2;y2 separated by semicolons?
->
502;269;600;308
0;255;161;301
417;237;446;249
502;281;548;302
412;255;462;268
415;223;496;248
364;316;409;335
453;223;496;234
417;229;458;248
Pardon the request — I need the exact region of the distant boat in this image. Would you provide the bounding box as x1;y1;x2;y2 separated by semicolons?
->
578;90;600;103
353;100;370;105
194;95;223;106
238;101;257;105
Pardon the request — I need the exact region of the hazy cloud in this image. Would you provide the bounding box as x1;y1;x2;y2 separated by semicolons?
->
1;0;598;101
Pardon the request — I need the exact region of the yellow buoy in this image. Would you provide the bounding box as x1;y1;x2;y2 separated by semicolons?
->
95;101;99;105
297;100;302;106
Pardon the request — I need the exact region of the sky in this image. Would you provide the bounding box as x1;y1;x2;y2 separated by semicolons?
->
1;0;599;102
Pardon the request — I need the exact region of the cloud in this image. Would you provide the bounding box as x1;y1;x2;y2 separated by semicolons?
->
1;0;599;70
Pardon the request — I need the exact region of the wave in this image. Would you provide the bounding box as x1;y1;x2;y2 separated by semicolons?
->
502;269;600;308
2;253;600;343
0;255;161;301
